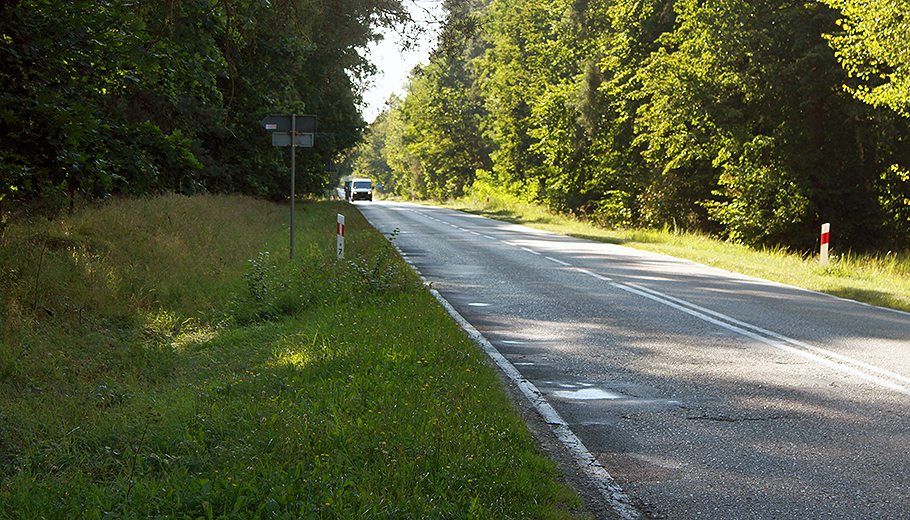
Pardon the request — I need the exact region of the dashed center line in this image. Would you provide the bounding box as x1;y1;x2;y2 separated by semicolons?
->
407;208;910;396
546;256;572;266
576;268;612;281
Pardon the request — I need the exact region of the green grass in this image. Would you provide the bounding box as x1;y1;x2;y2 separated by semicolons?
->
443;196;910;313
0;194;587;519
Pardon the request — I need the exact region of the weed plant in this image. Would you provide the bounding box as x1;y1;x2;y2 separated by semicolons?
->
0;195;587;519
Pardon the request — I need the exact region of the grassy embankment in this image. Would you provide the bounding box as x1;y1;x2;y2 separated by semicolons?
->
446;196;910;313
0;194;588;519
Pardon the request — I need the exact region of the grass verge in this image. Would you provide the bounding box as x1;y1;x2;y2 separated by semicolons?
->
442;197;910;313
0;194;588;519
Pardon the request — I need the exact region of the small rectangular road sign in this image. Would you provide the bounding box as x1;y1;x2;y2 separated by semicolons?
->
260;114;317;133
271;133;314;148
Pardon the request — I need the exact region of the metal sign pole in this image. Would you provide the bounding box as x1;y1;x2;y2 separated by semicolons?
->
290;114;296;260
261;113;316;261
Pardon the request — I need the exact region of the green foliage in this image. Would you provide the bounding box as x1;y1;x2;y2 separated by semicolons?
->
822;0;910;115
401;58;493;199
232;251;297;323
877;163;910;245
369;0;910;252
706;136;810;245
350;111;396;193
230;231;420;324
0;0;409;211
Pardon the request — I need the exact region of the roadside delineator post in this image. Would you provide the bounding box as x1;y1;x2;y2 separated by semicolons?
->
820;223;830;267
337;214;345;259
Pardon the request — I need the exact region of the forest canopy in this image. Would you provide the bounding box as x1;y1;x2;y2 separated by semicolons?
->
0;0;410;213
352;0;910;252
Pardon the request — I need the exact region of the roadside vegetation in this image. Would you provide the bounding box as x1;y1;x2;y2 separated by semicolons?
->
351;0;910;254
440;195;910;314
0;0;414;212
0;194;587;519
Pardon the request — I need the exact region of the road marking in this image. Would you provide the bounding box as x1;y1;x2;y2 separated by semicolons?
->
624;282;910;387
607;279;910;397
430;289;641;520
407;207;909;396
516;241;910;397
552;387;626;400
577;268;612;282
546;256;572;267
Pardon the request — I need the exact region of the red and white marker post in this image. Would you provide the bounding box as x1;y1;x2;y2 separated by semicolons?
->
820;223;830;267
337;214;345;259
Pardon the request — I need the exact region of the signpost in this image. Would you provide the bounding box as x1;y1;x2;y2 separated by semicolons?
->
261;114;317;259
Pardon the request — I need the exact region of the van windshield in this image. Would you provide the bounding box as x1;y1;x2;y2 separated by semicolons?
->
353;181;370;189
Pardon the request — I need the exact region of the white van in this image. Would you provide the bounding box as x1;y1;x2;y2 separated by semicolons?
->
349;178;373;201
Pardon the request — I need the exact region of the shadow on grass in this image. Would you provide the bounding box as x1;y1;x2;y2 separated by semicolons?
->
464;209;629;245
563;232;628;245
463;209;528;225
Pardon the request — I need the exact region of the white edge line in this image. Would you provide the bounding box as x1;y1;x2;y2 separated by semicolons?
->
429;288;641;520
396;236;639;518
522;247;541;255
392;240;639;518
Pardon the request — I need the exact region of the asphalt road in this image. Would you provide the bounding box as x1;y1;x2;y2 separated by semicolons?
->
355;200;910;520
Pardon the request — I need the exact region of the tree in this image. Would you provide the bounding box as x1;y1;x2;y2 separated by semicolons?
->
351;106;396;193
380;0;492;199
0;0;410;211
822;0;910;116
377;0;910;250
627;0;902;248
557;0;676;225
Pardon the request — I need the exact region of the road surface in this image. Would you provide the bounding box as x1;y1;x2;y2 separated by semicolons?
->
356;200;910;520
